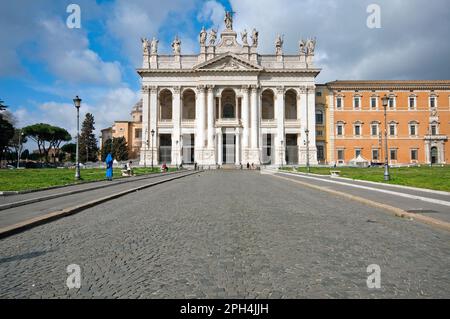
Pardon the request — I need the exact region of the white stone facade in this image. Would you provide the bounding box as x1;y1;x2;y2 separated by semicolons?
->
138;13;320;167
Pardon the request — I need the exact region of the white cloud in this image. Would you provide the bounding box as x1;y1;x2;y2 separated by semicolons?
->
14;87;140;144
37;18;122;85
198;0;225;28
106;0;201;64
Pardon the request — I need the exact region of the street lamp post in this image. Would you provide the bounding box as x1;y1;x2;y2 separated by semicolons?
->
73;96;82;180
144;128;148;168
381;95;390;181
151;129;155;170
17;130;24;169
305;87;311;173
175;140;179;170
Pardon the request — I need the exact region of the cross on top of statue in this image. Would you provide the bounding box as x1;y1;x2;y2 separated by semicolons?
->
224;10;235;30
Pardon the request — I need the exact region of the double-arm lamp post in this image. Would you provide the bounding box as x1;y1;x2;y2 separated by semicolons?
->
381;95;390;181
73;96;82;180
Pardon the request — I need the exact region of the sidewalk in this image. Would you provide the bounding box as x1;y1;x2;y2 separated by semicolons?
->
0;170;184;208
271;169;450;224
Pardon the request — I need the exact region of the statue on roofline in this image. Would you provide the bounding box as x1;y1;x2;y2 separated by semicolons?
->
251;28;259;47
172;36;181;55
241;29;248;46
150;37;158;55
275;34;283;55
141;37;149;55
209;29;217;46
199;26;207;46
224;11;233;30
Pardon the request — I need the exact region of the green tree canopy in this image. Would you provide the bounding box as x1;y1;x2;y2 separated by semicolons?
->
79;113;99;162
23;123;71;162
9;129;28;155
0;100;15;164
100;137;128;162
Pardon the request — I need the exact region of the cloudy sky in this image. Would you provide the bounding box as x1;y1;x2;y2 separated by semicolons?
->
1;0;449;145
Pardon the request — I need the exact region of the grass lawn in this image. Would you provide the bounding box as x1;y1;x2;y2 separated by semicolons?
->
0;167;166;192
281;166;450;192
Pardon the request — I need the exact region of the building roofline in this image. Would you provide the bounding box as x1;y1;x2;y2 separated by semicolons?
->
325;80;450;90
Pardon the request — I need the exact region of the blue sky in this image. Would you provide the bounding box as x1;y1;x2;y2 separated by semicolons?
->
1;0;449;148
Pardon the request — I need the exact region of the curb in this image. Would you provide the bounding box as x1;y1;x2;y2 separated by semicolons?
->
0;170;188;211
278;169;450;196
0;169;172;196
0;171;200;240
270;173;450;233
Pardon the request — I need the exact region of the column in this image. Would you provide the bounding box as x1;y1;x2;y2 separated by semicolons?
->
275;86;285;165
149;86;158;164
250;85;259;149
241;86;250;149
235;128;241;165
140;86;150;166
195;85;206;163
207;85;215;149
172;86;181;165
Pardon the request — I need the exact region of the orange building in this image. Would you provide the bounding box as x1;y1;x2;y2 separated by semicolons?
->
101;100;143;159
318;80;450;165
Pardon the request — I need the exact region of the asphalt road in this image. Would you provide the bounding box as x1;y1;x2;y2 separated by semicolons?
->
0;171;449;298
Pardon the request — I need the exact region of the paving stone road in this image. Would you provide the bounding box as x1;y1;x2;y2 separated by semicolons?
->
0;171;449;298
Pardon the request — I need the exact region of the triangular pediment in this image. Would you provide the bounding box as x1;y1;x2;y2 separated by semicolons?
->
194;53;263;71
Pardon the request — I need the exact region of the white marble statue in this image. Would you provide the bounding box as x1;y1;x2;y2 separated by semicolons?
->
306;37;316;55
209;29;217;46
141;37;149;55
172;36;181;55
150;37;158;54
241;29;248;46
251;28;259;47
299;39;307;55
199;26;207;46
275;34;283;55
224;11;233;30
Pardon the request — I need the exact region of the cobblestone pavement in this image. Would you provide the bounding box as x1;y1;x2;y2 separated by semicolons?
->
0;171;449;298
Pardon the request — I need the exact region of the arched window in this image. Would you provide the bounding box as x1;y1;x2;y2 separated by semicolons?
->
262;89;275;120
285;90;297;120
182;89;196;120
159;89;173;120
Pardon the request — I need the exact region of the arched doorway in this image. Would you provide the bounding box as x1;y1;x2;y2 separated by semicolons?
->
262;89;275;120
159;89;173;120
221;89;236;119
285;90;297;120
182;89;196;120
431;146;438;164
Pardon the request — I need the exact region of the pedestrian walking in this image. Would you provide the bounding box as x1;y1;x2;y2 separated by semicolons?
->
105;153;113;181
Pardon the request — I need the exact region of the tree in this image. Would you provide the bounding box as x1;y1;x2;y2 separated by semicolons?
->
9;129;28;156
79;113;99;163
49;126;72;163
100;137;128;162
23;123;71;162
0;100;15;165
100;138;113;162
61;143;76;162
113;137;128;161
21;149;30;160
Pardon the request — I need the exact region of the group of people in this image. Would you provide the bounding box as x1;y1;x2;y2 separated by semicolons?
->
104;153;134;181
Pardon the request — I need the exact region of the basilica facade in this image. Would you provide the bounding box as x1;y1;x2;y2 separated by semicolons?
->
138;13;320;167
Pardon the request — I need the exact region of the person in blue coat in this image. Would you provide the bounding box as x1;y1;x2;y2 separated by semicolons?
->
105;153;113;181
